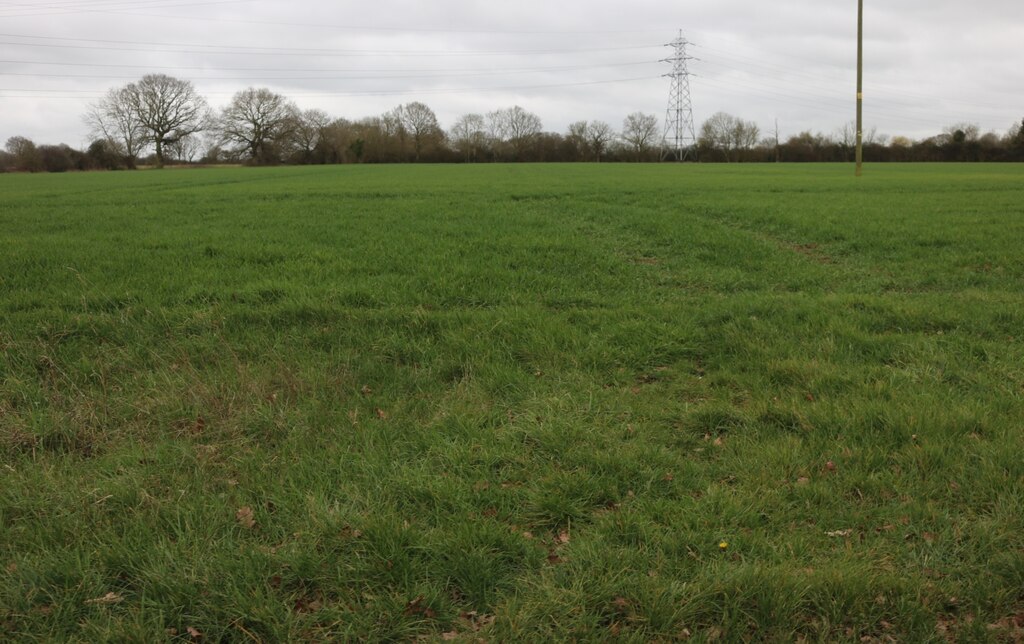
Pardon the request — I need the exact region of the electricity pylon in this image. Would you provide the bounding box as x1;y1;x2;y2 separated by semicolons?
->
661;31;697;162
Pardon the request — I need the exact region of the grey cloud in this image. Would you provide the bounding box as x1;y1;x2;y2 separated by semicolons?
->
1;0;1021;147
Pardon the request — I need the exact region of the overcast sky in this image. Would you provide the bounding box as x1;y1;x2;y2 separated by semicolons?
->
1;0;1022;147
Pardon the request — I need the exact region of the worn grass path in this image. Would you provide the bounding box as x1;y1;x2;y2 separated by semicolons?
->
2;164;1023;641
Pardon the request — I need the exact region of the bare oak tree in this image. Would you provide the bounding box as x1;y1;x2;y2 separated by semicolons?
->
699;112;760;162
123;74;210;168
566;121;614;161
566;121;590;160
587;121;615;162
489;106;542;160
5;136;42;172
621;112;659;161
167;134;202;164
293;108;331;162
396;102;443;162
84;87;146;168
449;113;488;162
217;88;298;163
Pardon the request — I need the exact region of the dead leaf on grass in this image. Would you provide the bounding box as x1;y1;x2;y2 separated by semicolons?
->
375;408;388;420
987;612;1024;635
236;506;256;529
404;595;437;619
459;611;496;632
85;592;124;605
293;595;323;614
187;626;204;640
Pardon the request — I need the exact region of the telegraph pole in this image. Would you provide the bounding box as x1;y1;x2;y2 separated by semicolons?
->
855;0;864;177
661;30;697;162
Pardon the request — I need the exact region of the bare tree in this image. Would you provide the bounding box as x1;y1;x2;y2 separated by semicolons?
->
167;133;202;164
123;74;210;168
379;108;408;162
217;87;297;163
1007;118;1024;149
699;112;737;161
449;113;488;162
489;106;542;160
621;112;659;161
699;112;760;162
730;120;760;160
5;136;42;172
836;121;856;160
587;121;615;162
836;120;884;160
566;121;590;160
292;108;330;162
942;122;980;145
84;87;146;168
318;117;358;164
396;102;443;162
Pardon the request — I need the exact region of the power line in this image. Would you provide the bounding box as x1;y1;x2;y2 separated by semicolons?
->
0;60;661;82
699;58;1016;112
0;0;207;13
0;58;656;74
0;74;661;100
0;2;668;36
0;0;252;18
0;35;662;57
695;76;1007;132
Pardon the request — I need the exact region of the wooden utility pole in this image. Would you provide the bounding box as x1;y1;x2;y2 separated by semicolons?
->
855;0;864;177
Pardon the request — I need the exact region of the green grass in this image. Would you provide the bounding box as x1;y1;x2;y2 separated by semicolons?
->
2;163;1023;642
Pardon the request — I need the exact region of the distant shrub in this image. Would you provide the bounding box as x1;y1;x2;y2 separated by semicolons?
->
38;144;76;173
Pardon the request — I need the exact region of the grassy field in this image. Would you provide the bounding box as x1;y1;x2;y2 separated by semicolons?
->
1;163;1023;642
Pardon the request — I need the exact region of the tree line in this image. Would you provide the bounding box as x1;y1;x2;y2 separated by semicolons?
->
2;73;1022;172
697;112;1024;163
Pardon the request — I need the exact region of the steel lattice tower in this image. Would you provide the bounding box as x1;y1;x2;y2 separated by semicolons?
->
661;31;697;161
